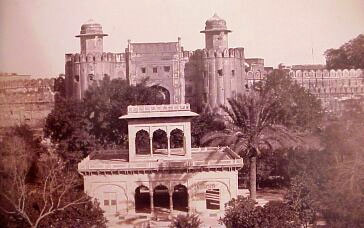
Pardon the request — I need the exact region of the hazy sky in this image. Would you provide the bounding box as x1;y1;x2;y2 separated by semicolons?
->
1;0;363;77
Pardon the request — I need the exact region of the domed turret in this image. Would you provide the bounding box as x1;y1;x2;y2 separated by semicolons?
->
201;13;231;50
76;19;107;55
201;13;232;33
76;19;108;37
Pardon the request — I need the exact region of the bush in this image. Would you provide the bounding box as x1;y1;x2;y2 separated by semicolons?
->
220;196;301;228
169;214;201;228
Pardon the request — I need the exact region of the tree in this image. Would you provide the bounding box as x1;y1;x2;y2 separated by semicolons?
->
190;107;225;147
0;127;106;228
324;34;364;69
44;77;163;165
220;196;300;228
256;69;323;131
202;91;300;200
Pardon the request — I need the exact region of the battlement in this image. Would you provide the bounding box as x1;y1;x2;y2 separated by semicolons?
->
288;69;363;79
184;48;245;59
0;78;56;91
65;52;126;63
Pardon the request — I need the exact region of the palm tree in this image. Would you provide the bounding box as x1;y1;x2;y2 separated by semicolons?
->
202;92;300;201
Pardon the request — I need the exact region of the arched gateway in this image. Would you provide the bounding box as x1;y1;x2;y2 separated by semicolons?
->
78;103;243;219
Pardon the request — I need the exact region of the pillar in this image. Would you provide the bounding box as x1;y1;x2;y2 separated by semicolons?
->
167;136;171;157
169;190;174;219
150;189;155;217
150;137;153;157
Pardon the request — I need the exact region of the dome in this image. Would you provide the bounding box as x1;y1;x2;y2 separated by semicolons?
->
76;19;108;37
201;13;231;33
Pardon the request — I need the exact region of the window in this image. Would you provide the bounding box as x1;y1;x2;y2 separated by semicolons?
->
141;67;146;73
164;66;170;72
74;75;79;82
153;67;158;73
206;189;220;210
217;69;223;76
104;200;109;206
231;70;235;77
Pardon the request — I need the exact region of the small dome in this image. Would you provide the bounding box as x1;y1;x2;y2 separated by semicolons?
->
201;13;231;33
76;19;108;37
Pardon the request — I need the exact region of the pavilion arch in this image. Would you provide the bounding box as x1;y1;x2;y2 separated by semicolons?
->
135;185;151;213
135;129;150;155
152;129;168;154
170;128;184;150
172;184;188;212
153;184;170;210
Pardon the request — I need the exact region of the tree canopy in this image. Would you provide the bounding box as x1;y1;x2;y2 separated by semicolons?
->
324;34;364;69
44;77;164;164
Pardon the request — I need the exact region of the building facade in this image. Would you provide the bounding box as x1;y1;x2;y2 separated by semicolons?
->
78;104;243;218
65;14;247;111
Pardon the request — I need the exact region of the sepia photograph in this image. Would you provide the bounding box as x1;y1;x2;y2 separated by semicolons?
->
0;0;364;227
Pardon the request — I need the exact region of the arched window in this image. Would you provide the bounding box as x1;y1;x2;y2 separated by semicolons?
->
135;185;151;213
153;185;170;209
135;130;150;155
152;129;168;155
170;129;184;155
173;185;188;212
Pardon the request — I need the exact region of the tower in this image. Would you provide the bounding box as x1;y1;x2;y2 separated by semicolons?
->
195;14;245;110
76;19;108;55
200;13;231;50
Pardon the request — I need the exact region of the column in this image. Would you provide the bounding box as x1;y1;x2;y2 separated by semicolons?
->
150;137;153;157
169;190;173;218
150;189;155;217
167;136;171;157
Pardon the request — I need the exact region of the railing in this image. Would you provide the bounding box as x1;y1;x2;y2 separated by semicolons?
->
78;157;243;171
127;104;190;113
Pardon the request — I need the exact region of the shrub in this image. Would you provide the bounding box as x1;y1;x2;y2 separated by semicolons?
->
220;196;301;228
169;214;202;228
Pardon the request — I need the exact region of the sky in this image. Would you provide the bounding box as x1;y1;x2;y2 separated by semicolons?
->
1;0;364;77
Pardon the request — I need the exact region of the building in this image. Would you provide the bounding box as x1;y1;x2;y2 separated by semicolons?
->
65;14;250;111
78;103;243;218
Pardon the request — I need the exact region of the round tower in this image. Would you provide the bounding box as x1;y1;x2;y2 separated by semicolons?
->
198;14;244;111
76;19;108;55
200;13;231;50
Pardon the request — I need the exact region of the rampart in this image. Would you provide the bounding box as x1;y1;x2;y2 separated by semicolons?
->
0;77;56;131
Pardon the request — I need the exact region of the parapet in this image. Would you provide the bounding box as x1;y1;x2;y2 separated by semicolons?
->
198;48;244;58
288;69;363;79
65;52;126;63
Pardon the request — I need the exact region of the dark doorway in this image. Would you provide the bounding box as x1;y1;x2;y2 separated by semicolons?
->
151;86;170;104
135;185;151;213
172;184;188;212
153;185;170;210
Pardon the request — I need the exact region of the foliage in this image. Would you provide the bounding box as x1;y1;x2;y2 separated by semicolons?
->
44;77;162;165
220;196;300;228
324;34;364;69
281;98;364;228
190;106;225;147
169;214;202;228
284;173;318;228
257;69;323;131
0;127;106;228
202;91;301;200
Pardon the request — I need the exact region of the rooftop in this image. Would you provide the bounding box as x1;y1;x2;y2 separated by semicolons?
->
78;147;243;173
130;42;179;54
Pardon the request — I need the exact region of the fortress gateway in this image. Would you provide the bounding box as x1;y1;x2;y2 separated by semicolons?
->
64;14;265;111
